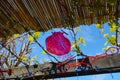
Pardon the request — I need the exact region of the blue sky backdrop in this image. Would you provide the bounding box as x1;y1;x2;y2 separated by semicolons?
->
30;22;120;80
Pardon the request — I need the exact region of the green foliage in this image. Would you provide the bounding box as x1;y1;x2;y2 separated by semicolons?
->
41;50;46;55
107;35;116;45
103;32;117;46
21;54;38;64
28;32;40;42
109;22;118;32
78;37;86;46
103;33;109;38
13;34;20;38
33;32;40;39
28;35;34;42
96;24;102;28
72;36;85;54
96;19;120;48
72;44;81;53
21;54;27;61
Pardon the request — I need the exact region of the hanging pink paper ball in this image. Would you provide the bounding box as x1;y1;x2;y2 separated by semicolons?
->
46;32;71;56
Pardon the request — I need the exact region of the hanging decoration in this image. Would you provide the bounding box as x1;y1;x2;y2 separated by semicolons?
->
46;32;71;56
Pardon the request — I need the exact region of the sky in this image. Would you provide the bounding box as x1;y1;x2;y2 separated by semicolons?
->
30;22;120;80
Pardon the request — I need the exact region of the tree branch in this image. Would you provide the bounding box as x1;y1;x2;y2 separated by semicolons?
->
28;32;60;62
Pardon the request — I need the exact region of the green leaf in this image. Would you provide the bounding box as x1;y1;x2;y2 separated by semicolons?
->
71;43;81;53
78;37;85;46
28;35;34;42
107;35;116;45
28;32;40;42
21;54;27;61
13;34;20;38
103;33;109;37
41;50;46;55
96;24;102;28
34;32;40;39
110;24;118;32
74;44;81;53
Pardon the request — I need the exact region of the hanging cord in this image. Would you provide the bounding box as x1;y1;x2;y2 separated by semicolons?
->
28;32;60;63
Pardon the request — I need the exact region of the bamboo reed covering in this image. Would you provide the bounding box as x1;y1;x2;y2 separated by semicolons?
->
0;0;120;38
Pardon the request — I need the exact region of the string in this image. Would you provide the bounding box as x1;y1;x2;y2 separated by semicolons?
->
28;32;60;63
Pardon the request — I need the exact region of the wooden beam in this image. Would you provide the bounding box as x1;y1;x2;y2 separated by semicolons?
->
1;53;120;80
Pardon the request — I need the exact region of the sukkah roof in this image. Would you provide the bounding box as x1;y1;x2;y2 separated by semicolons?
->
0;0;120;38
